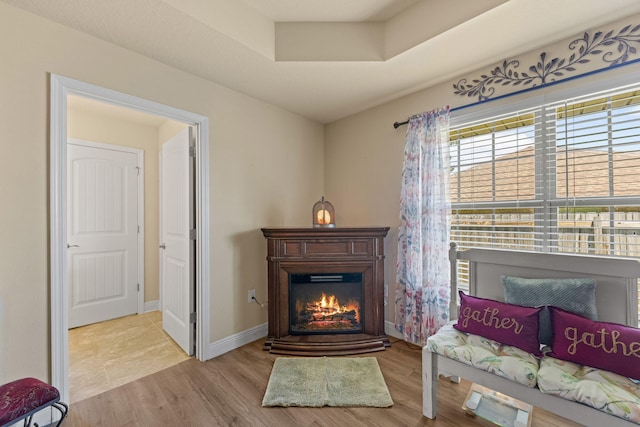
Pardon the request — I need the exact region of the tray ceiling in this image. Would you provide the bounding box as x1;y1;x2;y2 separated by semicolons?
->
5;0;640;123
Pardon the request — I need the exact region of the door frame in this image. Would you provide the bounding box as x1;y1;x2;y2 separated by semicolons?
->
50;74;211;403
67;139;145;320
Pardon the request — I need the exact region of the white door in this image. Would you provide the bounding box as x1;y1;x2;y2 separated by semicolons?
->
67;141;139;328
160;127;195;355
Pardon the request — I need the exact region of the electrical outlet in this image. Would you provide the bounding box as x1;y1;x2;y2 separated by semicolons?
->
384;284;388;298
248;289;256;303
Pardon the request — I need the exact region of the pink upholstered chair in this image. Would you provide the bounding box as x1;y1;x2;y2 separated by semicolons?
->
0;378;68;427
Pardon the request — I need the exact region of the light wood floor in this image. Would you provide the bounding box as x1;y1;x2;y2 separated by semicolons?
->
69;311;191;403
65;337;581;427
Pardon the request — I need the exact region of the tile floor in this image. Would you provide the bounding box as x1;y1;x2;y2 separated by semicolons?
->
68;310;191;403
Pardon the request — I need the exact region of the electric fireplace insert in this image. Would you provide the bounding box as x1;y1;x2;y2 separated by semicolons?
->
289;273;363;335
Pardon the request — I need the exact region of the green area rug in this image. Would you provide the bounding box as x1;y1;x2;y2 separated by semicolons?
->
261;356;393;408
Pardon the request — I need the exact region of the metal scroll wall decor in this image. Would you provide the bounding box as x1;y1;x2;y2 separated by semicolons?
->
454;23;640;102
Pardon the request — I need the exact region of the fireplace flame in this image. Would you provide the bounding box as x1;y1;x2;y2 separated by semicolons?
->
306;292;360;323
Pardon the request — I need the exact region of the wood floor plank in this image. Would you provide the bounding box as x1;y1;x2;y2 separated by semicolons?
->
65;337;581;426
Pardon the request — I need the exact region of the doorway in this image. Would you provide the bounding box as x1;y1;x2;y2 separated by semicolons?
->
66;103;193;402
50;74;211;404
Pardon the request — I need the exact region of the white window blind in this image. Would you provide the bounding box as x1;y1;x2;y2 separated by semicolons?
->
450;110;541;252
450;87;640;299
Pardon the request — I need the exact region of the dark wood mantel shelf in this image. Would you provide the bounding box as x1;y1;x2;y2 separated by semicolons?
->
261;227;390;356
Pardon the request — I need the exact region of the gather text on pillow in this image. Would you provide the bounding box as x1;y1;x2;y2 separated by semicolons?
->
461;306;524;334
564;327;640;357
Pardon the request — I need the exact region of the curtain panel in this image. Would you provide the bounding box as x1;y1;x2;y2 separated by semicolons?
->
395;107;451;345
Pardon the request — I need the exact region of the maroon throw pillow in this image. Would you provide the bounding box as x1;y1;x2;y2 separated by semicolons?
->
454;291;543;357
548;306;640;380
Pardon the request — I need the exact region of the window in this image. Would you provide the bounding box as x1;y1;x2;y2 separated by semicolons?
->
450;87;640;314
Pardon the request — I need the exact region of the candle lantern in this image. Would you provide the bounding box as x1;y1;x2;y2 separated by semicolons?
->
312;196;335;228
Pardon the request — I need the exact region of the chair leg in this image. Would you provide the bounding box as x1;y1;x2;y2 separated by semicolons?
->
422;346;439;419
27;401;68;427
52;401;69;427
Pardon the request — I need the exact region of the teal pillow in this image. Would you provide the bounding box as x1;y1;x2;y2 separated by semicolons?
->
501;275;598;345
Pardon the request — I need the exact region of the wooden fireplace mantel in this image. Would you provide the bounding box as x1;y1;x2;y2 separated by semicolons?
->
261;227;390;356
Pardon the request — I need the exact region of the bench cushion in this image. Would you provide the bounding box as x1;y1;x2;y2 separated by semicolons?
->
538;356;640;424
426;322;539;387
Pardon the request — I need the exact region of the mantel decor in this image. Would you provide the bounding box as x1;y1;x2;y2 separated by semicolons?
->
312;196;335;228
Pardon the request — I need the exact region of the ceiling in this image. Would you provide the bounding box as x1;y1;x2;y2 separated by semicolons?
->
6;0;640;123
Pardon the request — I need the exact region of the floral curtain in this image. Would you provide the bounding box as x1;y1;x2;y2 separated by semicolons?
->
395;107;451;345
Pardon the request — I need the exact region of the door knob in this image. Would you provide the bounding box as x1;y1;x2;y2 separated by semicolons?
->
159;243;166;249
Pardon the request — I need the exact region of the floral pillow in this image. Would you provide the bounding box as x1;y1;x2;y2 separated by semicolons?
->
454;291;543;357
548;306;640;380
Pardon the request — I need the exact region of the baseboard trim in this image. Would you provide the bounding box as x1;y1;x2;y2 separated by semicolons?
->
385;320;404;340
208;323;268;359
144;300;159;312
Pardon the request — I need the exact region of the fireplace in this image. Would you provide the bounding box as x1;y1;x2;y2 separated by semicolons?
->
261;227;390;356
